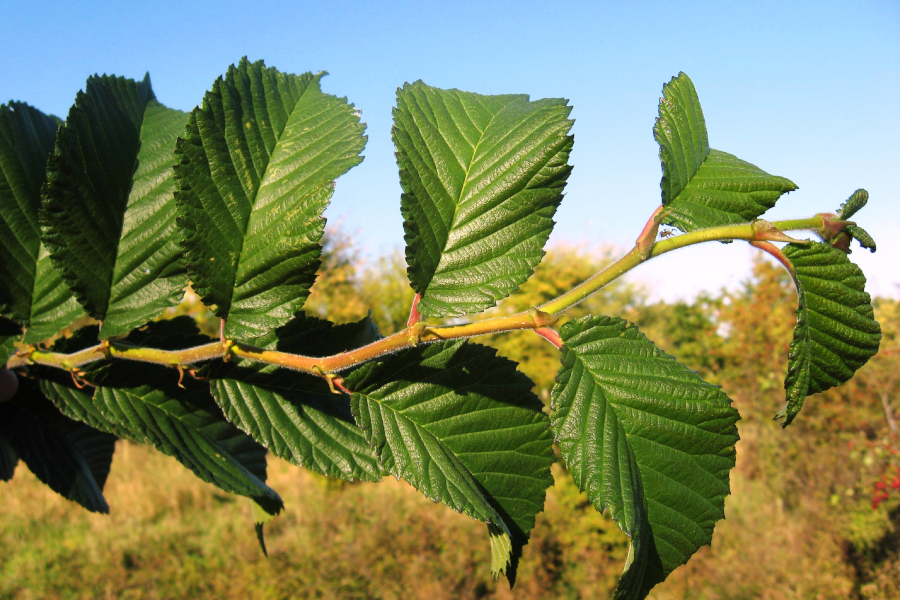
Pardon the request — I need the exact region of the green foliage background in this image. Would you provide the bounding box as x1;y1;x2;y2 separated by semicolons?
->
3;236;897;599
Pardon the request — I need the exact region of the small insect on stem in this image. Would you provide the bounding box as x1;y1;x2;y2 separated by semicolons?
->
659;229;676;239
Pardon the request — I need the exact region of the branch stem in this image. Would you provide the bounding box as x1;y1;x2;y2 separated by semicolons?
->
7;215;825;378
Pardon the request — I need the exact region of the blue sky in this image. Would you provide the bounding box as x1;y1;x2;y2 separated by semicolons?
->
2;0;897;301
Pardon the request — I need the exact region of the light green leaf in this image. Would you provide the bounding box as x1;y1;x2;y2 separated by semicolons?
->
654;73;796;231
0;377;116;513
778;242;881;425
345;341;555;581
394;81;574;317
41;75;190;338
552;315;739;598
0;102;83;342
174;58;366;340
209;314;385;482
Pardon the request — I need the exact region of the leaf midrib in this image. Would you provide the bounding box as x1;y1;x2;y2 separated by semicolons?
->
114;386;268;487
569;351;732;480
417;101;492;293
0;140;42;308
354;388;503;519
218;380;372;474
224;78;316;314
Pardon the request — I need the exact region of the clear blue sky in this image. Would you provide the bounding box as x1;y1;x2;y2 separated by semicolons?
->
2;0;897;301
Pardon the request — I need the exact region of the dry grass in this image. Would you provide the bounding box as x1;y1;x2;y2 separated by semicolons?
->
1;442;630;600
5;420;895;600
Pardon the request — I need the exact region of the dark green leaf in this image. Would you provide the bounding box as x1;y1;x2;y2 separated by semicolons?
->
837;189;868;220
41;75;190;338
209;314;385;482
40;377;119;435
654;73;796;231
345;340;555;581
40;319;283;513
1;333;17;366
394;81;574;317
0;316;21;337
0;435;17;481
175;58;366;340
846;225;876;252
0;102;83;342
34;325;120;432
778;243;881;425
552;315;739;598
0;376;115;513
96;382;281;512
36;325;125;433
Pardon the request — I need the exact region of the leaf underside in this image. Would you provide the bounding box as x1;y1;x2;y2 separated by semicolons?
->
0;378;116;513
654;73;796;232
0;435;16;481
0;335;16;366
395;81;574;317
0;102;83;342
41;319;282;513
345;340;555;581
175;57;366;340
778;242;881;425
41;74;190;338
209;314;385;482
845;225;876;252
552;315;739;599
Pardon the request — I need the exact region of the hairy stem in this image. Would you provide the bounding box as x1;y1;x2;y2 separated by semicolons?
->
6;215;825;380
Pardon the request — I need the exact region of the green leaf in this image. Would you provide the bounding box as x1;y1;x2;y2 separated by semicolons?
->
1;331;17;365
654;73;796;232
0;376;116;513
209;314;385;482
0;316;21;336
35;326;125;434
845;225;876;252
40;377;119;434
26;246;86;343
834;189;876;252
41;75;190;338
837;189;868;220
95;381;281;513
0;435;17;481
0;102;83;342
394;81;574;317
39;319;283;513
174;58;366;340
345;340;555;581
778;242;881;425
552;315;739;598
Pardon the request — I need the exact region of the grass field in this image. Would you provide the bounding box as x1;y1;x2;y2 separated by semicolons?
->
3;422;896;599
3;250;899;599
